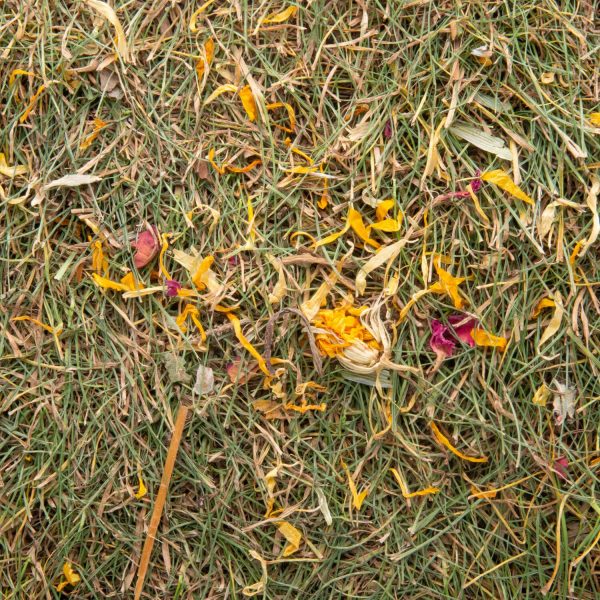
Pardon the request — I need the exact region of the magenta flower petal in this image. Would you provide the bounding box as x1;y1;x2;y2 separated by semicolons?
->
448;314;478;347
165;279;182;297
383;119;393;140
430;319;456;360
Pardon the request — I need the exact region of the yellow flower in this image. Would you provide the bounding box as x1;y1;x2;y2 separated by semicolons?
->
429;263;467;309
55;562;81;592
313;304;380;358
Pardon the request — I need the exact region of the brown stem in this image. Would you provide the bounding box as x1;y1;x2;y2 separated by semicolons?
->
134;403;189;600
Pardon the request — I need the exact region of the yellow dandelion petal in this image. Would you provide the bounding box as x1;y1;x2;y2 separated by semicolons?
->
239;85;257;122
471;328;507;351
430;421;488;463
481;169;534;205
276;520;302;557
226;313;270;376
262;6;298;25
266;102;296;132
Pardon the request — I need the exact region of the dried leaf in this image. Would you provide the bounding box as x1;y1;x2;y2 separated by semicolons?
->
262;6;298;24
241;553;268;597
481;169;534;205
43;174;102;190
163;353;191;384
239;85;257;122
538;292;563;349
0;153;28;178
267;255;287;304
579;175;600;256
538;201;558;240
450;124;512;160
276;521;302;557
193;364;214;396
86;0;130;62
253;399;287;419
356;238;407;295
552;381;576;426
315;487;332;525
430;421;488;463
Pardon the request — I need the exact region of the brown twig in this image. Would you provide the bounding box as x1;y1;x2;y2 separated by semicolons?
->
134;402;190;600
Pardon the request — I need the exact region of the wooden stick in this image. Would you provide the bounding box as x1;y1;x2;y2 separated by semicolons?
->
134;403;190;600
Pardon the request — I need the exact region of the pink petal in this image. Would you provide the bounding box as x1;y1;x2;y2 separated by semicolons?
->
448;314;478;347
430;319;456;360
133;227;159;268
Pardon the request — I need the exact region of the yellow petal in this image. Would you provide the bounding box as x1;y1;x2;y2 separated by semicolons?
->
469;485;498;499
370;219;402;232
239;85;257;122
531;297;555;319
91;240;108;275
285;402;326;413
430;421;488;463
9;69;35;86
314;219;350;248
569;240;583;265
19;84;47;123
191;256;214;290
538;292;564;349
80;117;108;151
375;199;395;222
189;0;218;32
204;84;238;105
430;266;467;309
532;383;551;407
226;313;270;376
134;472;147;499
11;315;63;335
342;462;369;510
590;113;600;126
471;328;507;351
195;37;215;79
348;207;380;248
481;169;534;205
224;159;262;174
285;139;314;164
119;272;145;291
262;6;298;25
276;520;302;557
92;273;128;291
266;102;296;132
176;304;206;341
0;153;28;178
158;234;172;280
284;165;321;175
208;148;225;175
55;563;81;591
390;468;439;498
86;0;130;62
